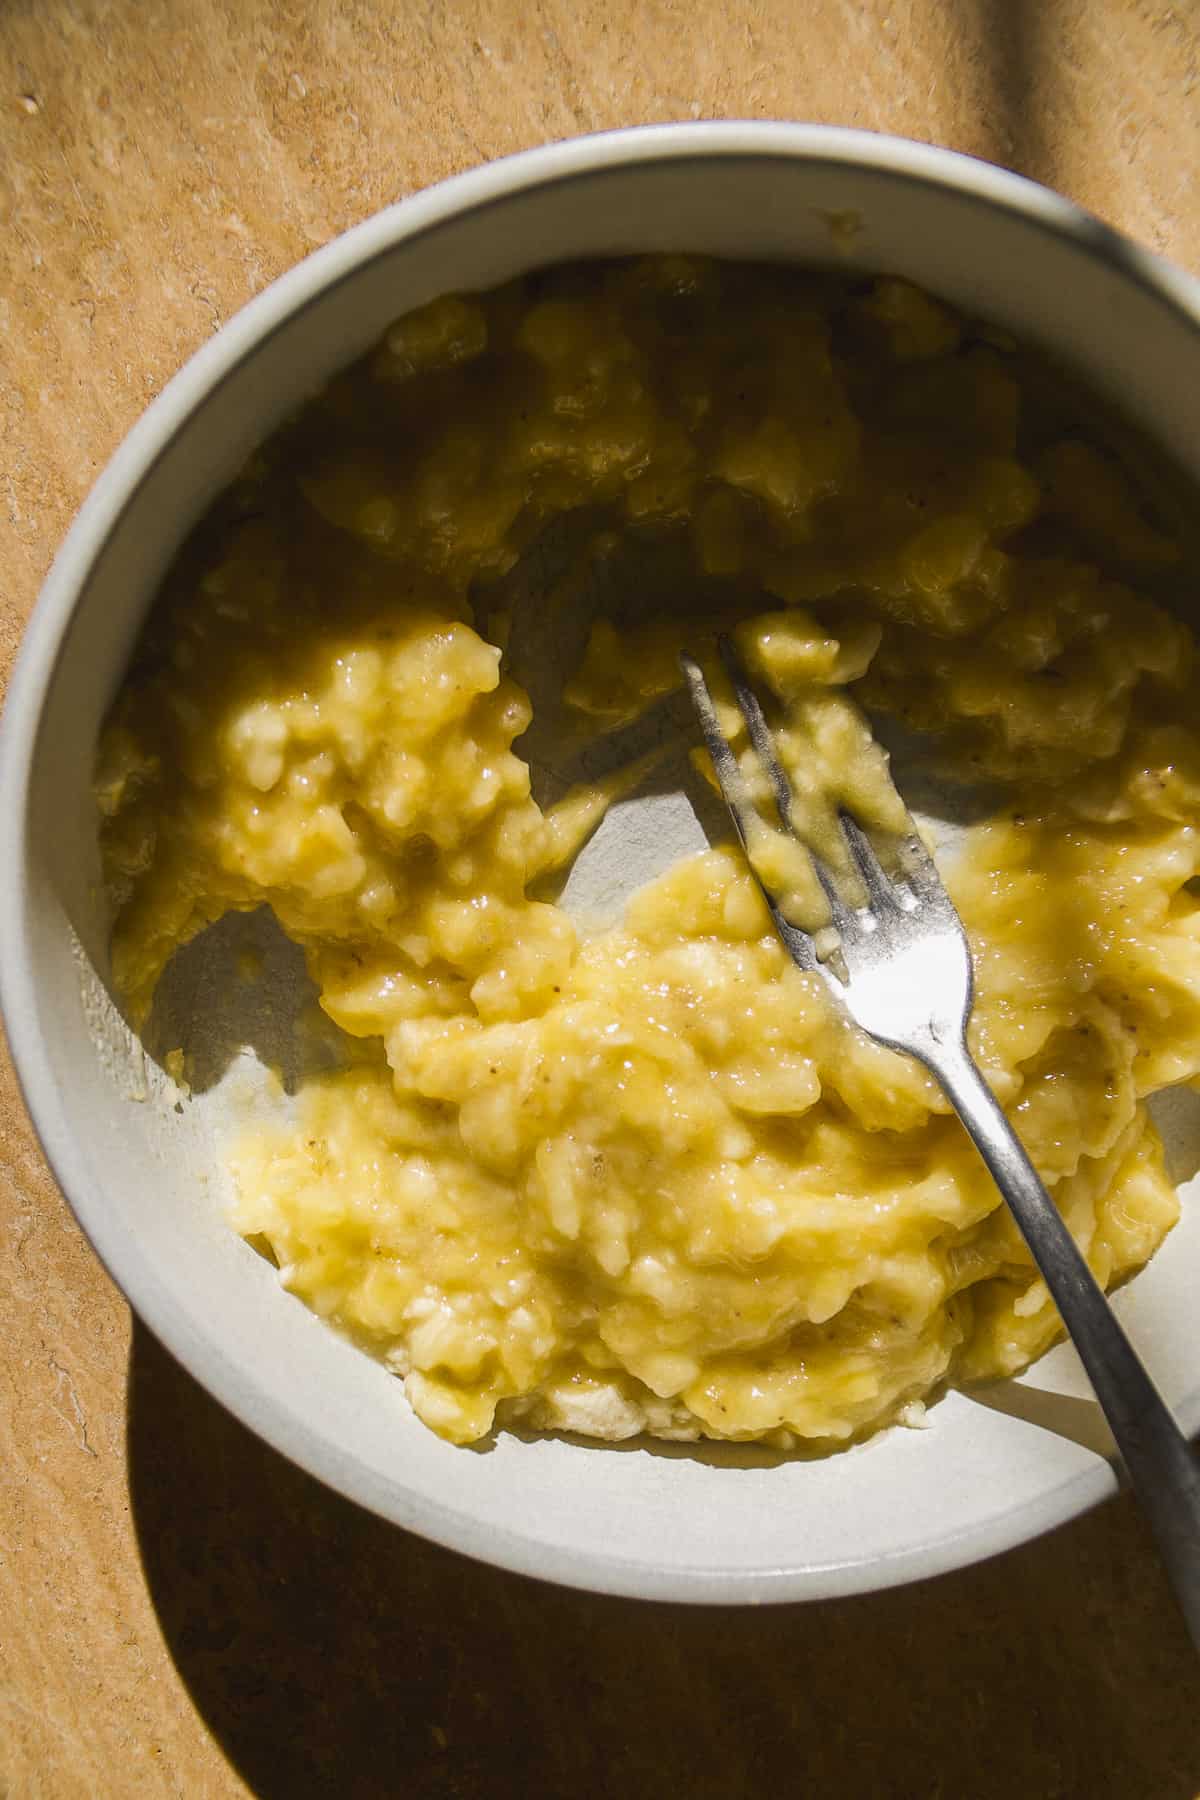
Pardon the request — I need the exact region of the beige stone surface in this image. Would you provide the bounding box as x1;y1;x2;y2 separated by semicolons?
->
3;2;1200;1794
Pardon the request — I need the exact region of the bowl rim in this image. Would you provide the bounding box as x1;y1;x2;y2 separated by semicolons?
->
3;120;1200;1604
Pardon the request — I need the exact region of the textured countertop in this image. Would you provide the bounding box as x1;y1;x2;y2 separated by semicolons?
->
4;3;1200;1795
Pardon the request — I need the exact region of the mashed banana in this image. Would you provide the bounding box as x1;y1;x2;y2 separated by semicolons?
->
96;258;1198;1447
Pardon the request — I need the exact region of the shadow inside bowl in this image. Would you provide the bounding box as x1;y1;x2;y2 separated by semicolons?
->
963;1378;1115;1460
141;907;338;1098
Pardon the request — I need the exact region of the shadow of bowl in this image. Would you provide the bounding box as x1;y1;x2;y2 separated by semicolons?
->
127;1322;1200;1800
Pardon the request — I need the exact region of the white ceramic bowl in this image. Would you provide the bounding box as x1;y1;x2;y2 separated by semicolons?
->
4;123;1200;1604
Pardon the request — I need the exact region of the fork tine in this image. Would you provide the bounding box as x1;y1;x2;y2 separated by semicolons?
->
715;635;796;831
715;635;854;936
896;829;950;908
679;651;764;855
679;651;819;971
805;841;856;937
717;628;947;924
839;808;898;912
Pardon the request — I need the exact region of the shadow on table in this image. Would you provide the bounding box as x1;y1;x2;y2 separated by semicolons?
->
973;0;1056;187
127;1324;1200;1800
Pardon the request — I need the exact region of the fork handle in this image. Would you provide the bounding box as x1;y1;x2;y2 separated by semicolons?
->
929;1036;1200;1649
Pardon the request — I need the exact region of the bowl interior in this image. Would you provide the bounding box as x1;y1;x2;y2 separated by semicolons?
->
7;130;1200;1601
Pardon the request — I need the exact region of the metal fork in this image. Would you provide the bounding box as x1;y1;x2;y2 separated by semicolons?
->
682;635;1200;1647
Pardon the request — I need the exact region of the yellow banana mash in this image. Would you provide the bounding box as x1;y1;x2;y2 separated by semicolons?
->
96;258;1198;1447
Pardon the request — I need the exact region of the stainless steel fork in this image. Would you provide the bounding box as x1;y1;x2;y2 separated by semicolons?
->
683;635;1200;1647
